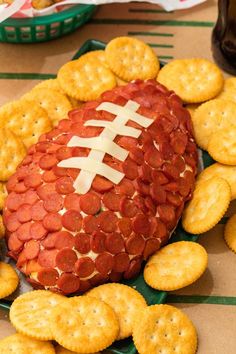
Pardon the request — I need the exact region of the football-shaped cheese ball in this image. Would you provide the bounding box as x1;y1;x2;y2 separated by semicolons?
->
3;80;198;295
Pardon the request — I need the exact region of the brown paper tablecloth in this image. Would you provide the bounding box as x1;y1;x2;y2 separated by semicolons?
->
1;1;236;353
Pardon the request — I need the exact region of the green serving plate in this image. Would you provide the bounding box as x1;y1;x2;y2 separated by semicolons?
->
0;39;215;354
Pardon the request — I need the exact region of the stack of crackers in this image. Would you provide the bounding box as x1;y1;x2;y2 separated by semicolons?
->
1;36;236;353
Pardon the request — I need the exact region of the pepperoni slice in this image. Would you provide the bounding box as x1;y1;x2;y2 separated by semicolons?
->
16;204;32;223
43;213;62;232
143;238;160;260
6;193;25;211
78;280;91;293
55;176;75;195
133;195;148;214
166;192;182;206
170;131;188;154
91;231;106;253
25;259;43;275
159;142;174;160
57;273;80;294
150;184;166;204
171;154;186;173
164;182;179;192
120;197;138;218
98;211;118;233
163;163;180;180
122;159;138;180
30;222;47;240
41;233;57;249
61;210;82;232
24;190;39;205
123;256;142;279
133;178;150;196
151;170;168;185
24;173;42;188
24;240;40;260
54;231;75;249
55;248;77;272
144;146;163;169
75;257;95;278
113;252;130;273
102;192;122;212
95;252;114;275
138;164;152;183
43;193;64;213
37;249;58;268
105;232;124;254
58;119;72;131
17;222;32;240
31;201;47;221
89;273;109;287
109;271;123;282
39;154;58;170
38;268;59;286
42;170;57;183
129;147;144;165
118;218;132;237
92;176;113;192
118;136;137;150
125;234;145;255
67;168;79;180
157;204;175;223
75;233;91;254
37;183;56;200
132;214;151;236
16;250;27;268
64;193;80;211
83;215;99;234
115;178;135;197
53;165;68;177
80;192;101;215
27;278;45;290
14;182;28;194
154;219;167;239
56;147;72;161
6;175;18;193
36;141;51;153
144;196;156;216
8;232;23;252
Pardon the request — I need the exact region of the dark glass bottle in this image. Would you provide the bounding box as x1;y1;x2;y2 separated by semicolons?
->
212;0;236;74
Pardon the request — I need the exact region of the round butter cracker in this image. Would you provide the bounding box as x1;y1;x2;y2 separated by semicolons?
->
105;36;160;81
0;182;7;210
182;177;231;234
0;128;26;181
133;304;197;354
0;262;19;299
224;214;236;253
0;100;52;148
0;333;55;354
9;290;65;340
207;126;236;165
50;296;119;353
217;77;236;102
191;98;236;150
157;58;223;103
197;163;236;200
144;241;208;291
87;283;147;340
24;88;72;127
58;57;116;101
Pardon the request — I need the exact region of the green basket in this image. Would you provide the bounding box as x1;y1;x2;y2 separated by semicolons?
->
0;4;96;43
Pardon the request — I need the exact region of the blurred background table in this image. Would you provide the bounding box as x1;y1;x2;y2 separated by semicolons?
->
1;1;236;353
